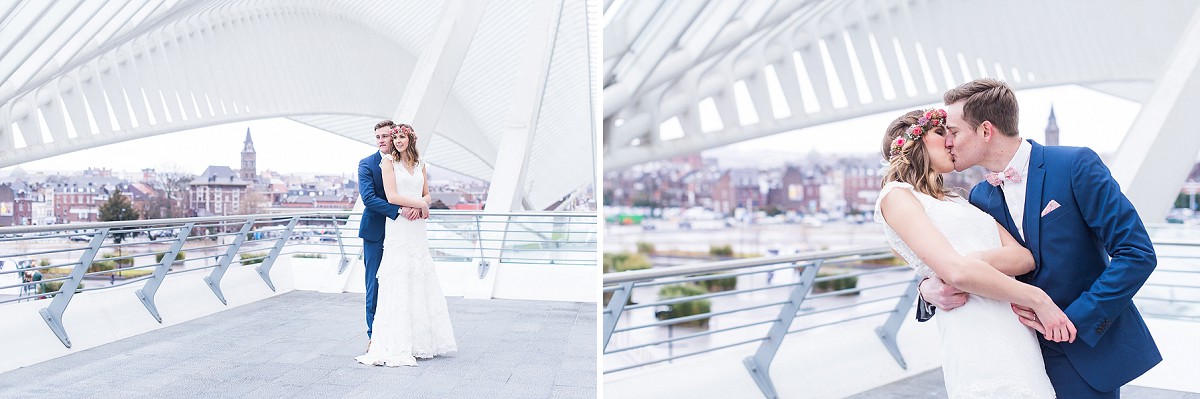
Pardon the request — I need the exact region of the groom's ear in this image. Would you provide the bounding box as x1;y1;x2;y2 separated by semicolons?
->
979;120;993;142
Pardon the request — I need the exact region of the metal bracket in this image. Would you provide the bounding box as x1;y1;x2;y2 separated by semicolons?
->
477;259;490;279
875;275;923;370
204;219;255;305
255;216;299;291
744;261;821;399
136;223;193;323
40;228;110;348
602;282;634;351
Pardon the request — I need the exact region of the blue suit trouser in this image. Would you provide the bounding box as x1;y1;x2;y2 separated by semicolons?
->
1043;347;1119;399
363;237;384;338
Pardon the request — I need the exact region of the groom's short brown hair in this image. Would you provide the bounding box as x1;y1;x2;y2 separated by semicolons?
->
374;120;396;131
943;78;1019;137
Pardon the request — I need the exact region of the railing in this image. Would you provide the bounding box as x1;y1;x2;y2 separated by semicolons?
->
1137;224;1200;321
602;246;913;399
602;237;1200;399
0;210;596;348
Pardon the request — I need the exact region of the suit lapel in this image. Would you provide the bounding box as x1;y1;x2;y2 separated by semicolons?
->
370;152;384;188
1023;141;1045;264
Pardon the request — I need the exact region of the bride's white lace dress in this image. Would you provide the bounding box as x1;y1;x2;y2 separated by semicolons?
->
356;159;457;367
875;181;1055;398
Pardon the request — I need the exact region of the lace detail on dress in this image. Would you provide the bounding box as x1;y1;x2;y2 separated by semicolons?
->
874;180;1055;399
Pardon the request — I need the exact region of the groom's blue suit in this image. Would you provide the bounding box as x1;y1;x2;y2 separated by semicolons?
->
358;151;400;338
968;140;1161;396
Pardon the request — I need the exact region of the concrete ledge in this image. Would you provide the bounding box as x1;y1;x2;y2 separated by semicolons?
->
604;315;943;398
0;263;295;374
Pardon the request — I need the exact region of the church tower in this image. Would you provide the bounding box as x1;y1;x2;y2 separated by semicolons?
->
241;128;256;182
1045;106;1060;146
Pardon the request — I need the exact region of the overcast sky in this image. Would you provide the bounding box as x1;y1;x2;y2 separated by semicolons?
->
2;118;382;178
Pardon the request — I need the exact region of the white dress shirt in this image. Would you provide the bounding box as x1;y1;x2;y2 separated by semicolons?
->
999;140;1032;240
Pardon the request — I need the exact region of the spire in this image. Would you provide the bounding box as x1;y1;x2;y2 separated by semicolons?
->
243;128;254;152
1044;105;1060;146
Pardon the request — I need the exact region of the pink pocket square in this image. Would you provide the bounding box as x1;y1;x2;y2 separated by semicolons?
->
1041;200;1061;217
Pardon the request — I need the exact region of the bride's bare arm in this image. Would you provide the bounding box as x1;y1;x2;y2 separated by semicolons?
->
379;160;429;208
966;221;1035;276
880;188;1075;342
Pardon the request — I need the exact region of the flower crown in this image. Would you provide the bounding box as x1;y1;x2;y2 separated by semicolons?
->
888;108;947;159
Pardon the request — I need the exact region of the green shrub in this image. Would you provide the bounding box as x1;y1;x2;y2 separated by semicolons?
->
292;253;326;259
814;271;859;295
701;273;737;292
87;260;116;274
239;252;268;265
155;251;187;263
709;245;734;257
39;258;51;267
636;242;655;254
655;284;711;329
40;281;84;295
603;252;652;273
99;252;133;268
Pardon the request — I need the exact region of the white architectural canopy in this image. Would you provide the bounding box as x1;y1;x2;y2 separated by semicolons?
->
604;0;1200;221
1;0;599;211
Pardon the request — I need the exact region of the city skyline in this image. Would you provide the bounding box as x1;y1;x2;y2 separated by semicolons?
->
0;117;485;183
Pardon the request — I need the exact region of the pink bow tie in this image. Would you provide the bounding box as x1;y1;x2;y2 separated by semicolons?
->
986;167;1022;186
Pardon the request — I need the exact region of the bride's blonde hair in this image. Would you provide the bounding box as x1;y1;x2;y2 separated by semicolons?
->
880;109;953;200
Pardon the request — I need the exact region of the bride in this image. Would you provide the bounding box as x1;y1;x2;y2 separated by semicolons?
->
874;109;1072;398
356;124;457;367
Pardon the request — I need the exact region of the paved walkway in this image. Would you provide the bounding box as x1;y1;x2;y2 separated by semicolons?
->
0;291;596;399
848;368;1199;398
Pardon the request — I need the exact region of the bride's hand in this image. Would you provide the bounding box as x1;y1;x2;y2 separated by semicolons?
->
1029;300;1076;343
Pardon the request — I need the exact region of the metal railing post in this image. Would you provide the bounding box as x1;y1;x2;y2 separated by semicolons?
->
602;282;635;350
204;219;255;305
475;214;489;279
330;215;350;274
39;228;109;348
255;216;299;291
253;216;297;292
743;261;821;399
875;275;923;369
135;223;193;323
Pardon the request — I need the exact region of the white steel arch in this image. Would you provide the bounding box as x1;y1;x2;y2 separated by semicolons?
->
1;0;600;211
604;0;1200;171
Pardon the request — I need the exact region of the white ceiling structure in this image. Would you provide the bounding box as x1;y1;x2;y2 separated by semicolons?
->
603;0;1200;221
604;0;1198;169
0;0;599;211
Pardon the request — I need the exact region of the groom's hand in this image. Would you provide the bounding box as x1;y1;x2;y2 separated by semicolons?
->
919;277;968;310
1011;304;1042;332
402;207;421;221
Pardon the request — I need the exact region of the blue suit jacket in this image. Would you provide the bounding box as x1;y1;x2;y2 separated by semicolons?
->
358;152;400;242
968;140;1161;392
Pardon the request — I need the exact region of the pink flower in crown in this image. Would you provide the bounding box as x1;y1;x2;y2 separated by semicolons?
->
896;137;905;147
910;126;922;137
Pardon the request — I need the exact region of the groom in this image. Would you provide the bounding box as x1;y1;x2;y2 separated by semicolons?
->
919;78;1161;398
358;119;423;345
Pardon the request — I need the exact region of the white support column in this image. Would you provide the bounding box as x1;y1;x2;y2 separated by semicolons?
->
390;0;488;155
468;0;561;300
1111;7;1200;223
